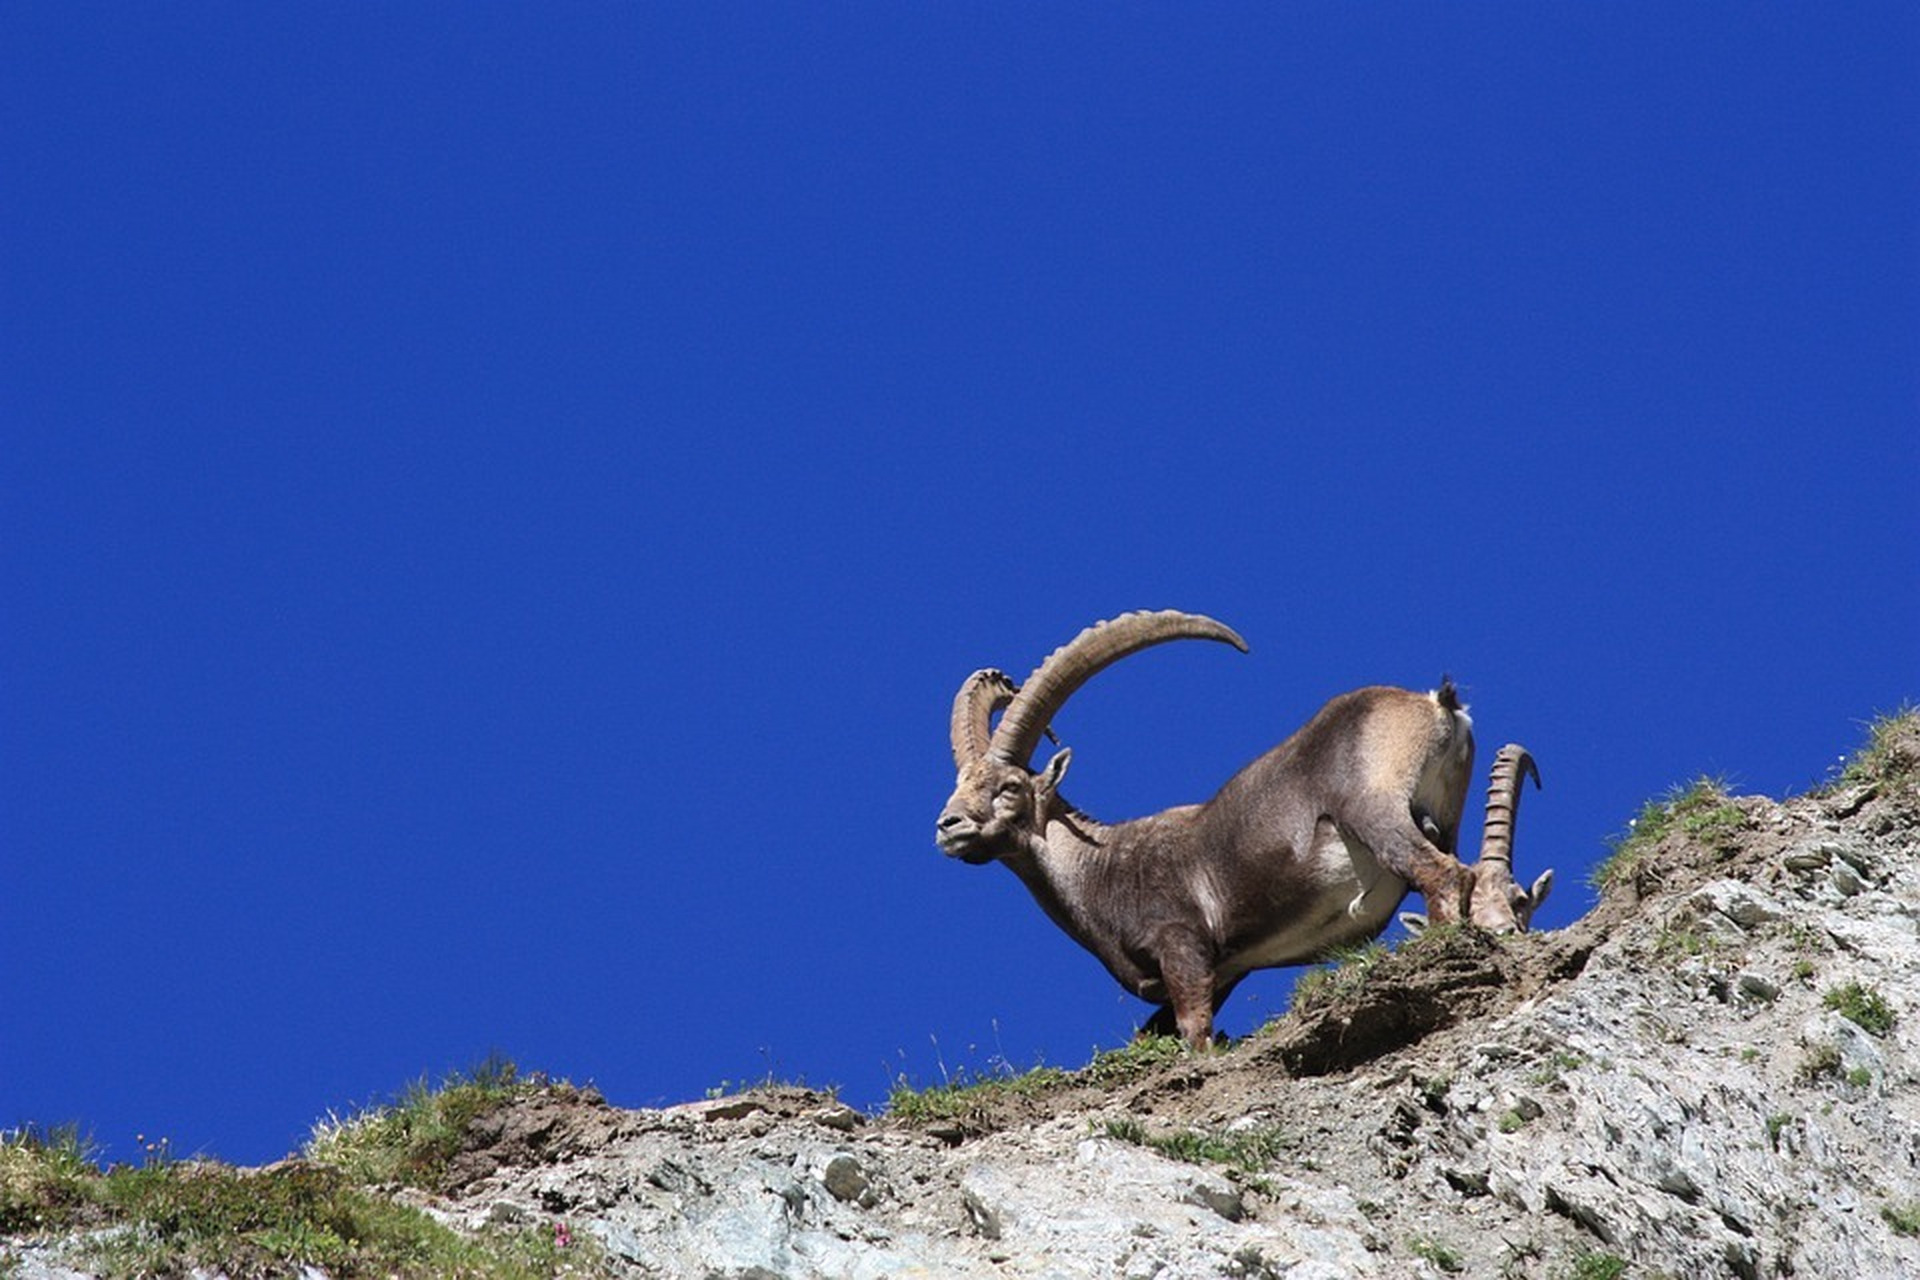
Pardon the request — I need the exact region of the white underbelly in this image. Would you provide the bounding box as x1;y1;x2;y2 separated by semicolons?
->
1217;818;1405;979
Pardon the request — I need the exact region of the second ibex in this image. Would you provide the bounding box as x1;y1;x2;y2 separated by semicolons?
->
935;610;1553;1048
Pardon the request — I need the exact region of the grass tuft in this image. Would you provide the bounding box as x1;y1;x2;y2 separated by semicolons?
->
1;1124;103;1236
1407;1234;1464;1272
1289;940;1392;1010
3;1094;609;1278
1101;1117;1293;1176
885;1061;1070;1125
886;1034;1194;1125
1083;1035;1188;1083
1796;1042;1844;1085
1823;982;1898;1038
304;1053;551;1190
1832;706;1920;789
1569;1251;1630;1280
1591;777;1744;891
85;1160;603;1279
1883;1201;1920;1237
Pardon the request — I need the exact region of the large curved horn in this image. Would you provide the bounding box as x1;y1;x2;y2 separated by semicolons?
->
988;610;1249;767
950;669;1019;769
1478;744;1541;867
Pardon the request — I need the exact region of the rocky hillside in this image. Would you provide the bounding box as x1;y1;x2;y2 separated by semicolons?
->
10;712;1919;1279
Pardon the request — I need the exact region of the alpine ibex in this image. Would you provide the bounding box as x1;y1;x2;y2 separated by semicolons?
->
935;610;1552;1048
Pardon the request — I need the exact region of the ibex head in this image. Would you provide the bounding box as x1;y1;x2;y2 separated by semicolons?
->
935;667;1068;864
1402;743;1555;935
1470;744;1554;929
935;611;1249;865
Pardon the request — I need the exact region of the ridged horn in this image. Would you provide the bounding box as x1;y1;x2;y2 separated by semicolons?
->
950;669;1019;769
988;610;1249;767
1479;743;1541;866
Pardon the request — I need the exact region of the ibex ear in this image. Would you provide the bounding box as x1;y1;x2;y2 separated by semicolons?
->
1526;869;1554;913
1036;749;1072;800
1506;868;1555;930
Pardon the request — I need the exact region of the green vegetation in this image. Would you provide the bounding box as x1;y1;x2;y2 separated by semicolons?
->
886;1034;1193;1125
1652;926;1715;960
1101;1117;1293;1177
1407;1235;1464;1272
1783;921;1830;960
703;1045;819;1100
1569;1251;1630;1280
1417;1075;1453;1109
1497;1108;1531;1134
1832;705;1919;789
304;1053;554;1190
1;1124;101;1236
1592;777;1745;891
1796;1042;1844;1085
1823;981;1898;1038
1;1066;608;1279
1764;1113;1794;1149
1082;1034;1189;1084
1290;940;1391;1009
1528;1051;1585;1086
86;1161;597;1279
1882;1201;1920;1237
885;1060;1070;1124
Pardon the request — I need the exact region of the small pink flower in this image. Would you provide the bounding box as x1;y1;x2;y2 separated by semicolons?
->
554;1222;573;1249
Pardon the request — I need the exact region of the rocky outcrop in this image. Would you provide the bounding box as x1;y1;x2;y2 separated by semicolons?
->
407;715;1920;1278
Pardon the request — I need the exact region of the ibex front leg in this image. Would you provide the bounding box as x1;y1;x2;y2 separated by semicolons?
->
1141;973;1245;1047
1347;802;1474;926
1144;928;1221;1050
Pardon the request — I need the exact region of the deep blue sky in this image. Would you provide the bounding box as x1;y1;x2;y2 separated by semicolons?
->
6;6;1915;1167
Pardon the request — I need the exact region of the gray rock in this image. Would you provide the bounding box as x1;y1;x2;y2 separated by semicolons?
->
1688;878;1787;927
813;1152;876;1207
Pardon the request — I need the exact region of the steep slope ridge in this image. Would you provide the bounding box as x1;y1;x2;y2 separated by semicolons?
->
418;713;1920;1278
9;714;1917;1278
